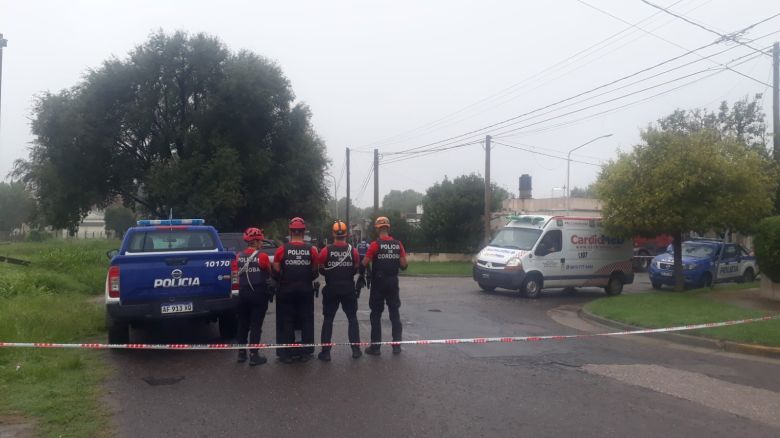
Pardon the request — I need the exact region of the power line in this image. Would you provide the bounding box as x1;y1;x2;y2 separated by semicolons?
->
380;140;482;165
491;140;603;167
639;0;775;56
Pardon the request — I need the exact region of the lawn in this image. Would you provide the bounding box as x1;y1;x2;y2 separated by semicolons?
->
584;283;780;347
402;261;472;277
0;239;118;437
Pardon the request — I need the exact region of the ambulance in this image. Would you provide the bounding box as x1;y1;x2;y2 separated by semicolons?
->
472;215;634;298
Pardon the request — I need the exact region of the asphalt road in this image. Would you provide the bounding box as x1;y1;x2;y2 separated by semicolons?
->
106;276;780;437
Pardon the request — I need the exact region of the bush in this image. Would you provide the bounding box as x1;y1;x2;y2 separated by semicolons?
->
26;229;52;242
754;216;780;282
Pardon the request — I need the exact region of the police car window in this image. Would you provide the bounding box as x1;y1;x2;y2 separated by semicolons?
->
740;246;749;256
723;245;738;258
128;230;217;252
679;243;715;258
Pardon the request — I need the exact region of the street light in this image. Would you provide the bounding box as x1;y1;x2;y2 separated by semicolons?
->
566;133;613;213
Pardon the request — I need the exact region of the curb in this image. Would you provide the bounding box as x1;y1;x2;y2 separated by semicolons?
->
578;307;780;359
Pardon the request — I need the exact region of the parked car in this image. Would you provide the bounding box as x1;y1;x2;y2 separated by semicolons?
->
632;234;673;271
647;239;756;290
219;233;278;262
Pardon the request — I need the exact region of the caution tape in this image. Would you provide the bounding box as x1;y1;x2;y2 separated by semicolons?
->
0;315;778;350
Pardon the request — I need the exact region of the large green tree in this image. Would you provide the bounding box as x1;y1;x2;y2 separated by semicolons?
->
381;189;424;214
0;182;35;232
596;127;776;291
14;31;328;230
421;174;509;253
104;205;136;238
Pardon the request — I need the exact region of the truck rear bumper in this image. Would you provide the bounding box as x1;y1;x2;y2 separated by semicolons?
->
107;296;239;323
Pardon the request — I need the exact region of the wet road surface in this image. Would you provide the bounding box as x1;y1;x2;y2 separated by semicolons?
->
106;277;780;437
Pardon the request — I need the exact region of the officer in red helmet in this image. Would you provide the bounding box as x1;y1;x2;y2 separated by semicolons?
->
235;227;273;366
316;220;363;361
361;216;408;355
273;217;319;363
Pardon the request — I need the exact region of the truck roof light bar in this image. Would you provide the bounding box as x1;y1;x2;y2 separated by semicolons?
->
136;219;206;226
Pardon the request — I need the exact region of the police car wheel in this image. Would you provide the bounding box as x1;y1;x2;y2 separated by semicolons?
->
106;313;129;345
700;272;713;289
741;268;755;283
478;282;495;292
651;282;663;290
521;275;542;299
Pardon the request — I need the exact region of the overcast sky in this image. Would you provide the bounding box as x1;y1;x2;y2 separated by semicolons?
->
0;0;777;208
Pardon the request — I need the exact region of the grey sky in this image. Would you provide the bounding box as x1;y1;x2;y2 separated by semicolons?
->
0;0;777;208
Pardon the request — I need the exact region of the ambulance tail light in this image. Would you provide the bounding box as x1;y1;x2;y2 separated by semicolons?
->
230;258;239;294
108;266;121;298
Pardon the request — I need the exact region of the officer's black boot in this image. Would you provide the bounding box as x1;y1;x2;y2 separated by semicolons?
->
365;345;381;356
237;349;247;363
317;349;331;362
351;346;363;359
392;344;402;355
249;351;267;366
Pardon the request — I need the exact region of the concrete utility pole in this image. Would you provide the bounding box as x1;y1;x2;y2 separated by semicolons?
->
773;42;779;160
484;135;492;245
373;148;379;216
346;147;351;231
0;34;7;133
566;133;612;213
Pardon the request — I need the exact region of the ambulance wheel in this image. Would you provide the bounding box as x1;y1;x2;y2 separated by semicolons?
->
219;313;238;339
106;313;129;345
521;274;542;299
478;282;495;292
604;274;624;296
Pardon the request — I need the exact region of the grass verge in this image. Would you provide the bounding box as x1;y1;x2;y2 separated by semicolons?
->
402;261;473;277
584;282;780;347
0;240;119;437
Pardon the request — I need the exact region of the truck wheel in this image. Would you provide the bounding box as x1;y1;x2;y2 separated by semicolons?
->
700;272;713;289
633;250;651;272
651;281;663;290
604;274;624;296
741;268;755;283
521;274;542;299
478;282;495;292
106;313;129;345
219;313;238;339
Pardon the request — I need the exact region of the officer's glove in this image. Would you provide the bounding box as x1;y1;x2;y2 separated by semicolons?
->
356;275;366;291
313;281;320;298
265;277;279;289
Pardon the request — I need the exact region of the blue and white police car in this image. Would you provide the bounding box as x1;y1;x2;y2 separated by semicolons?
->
648;239;757;289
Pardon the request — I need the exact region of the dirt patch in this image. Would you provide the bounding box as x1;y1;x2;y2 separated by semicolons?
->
708;288;780;314
0;415;35;438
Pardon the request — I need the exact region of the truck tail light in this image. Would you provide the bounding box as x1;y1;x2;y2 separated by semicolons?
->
108;266;120;298
230;258;239;293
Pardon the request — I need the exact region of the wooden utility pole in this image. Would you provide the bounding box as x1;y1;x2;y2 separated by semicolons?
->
346;147;351;231
373;148;379;216
773;42;779;160
484;135;492;245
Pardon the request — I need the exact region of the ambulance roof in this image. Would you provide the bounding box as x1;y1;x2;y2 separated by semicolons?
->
505;215;604;229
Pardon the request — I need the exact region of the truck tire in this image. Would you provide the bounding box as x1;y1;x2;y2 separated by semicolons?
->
604;274;624;296
651;281;663;290
478;282;495;292
219;313;238;339
106;312;129;345
700;272;713;289
740;268;755;283
633;250;651;272
521;274;543;299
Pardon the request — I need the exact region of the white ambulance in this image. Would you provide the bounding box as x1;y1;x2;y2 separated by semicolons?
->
472;215;634;298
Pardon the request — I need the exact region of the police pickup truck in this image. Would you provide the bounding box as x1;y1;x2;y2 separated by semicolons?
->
104;219;239;344
648;239;757;289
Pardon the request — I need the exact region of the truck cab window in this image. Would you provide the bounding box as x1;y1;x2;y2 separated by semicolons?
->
535;230;562;256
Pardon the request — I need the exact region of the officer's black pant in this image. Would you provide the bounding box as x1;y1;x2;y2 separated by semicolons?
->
276;288;315;357
320;286;360;351
236;288;269;354
368;276;402;343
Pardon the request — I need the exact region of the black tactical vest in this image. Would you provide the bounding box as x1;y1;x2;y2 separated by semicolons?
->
371;238;402;279
237;250;268;292
280;243;313;292
323;244;356;289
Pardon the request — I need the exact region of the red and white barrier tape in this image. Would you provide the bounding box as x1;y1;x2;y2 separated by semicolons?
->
1;315;777;350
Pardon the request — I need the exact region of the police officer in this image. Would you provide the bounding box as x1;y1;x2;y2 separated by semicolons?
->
317;221;363;361
235;227;273;366
361;216;408;355
273;217;319;363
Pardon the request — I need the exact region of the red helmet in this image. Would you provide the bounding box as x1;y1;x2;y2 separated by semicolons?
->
289;217;306;230
243;227;265;242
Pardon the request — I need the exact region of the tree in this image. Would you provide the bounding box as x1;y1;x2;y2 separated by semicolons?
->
570;184;596;198
14;31;328;231
382;189;424;215
421;174;509;253
595;127;776;291
104;205;136;238
0;182;35;232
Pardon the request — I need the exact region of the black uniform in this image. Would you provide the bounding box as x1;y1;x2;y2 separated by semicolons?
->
276;242;317;358
368;238;404;344
236;249;270;355
320;243;360;351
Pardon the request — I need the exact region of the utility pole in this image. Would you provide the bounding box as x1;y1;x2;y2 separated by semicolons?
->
0;34;7;133
773;42;779;160
484;135;492;245
346;147;351;231
373;148;379;216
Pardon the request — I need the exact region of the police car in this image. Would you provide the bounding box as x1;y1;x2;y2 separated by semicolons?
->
104;219;239;344
648;239;757;289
